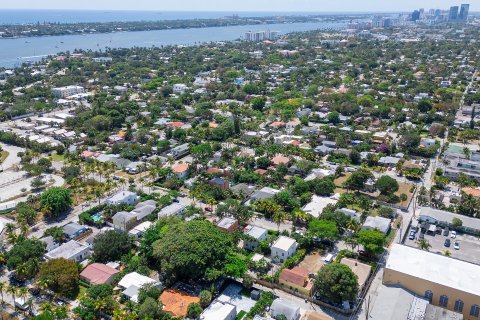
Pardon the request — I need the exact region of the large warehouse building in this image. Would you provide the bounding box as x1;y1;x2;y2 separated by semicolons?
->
383;244;480;320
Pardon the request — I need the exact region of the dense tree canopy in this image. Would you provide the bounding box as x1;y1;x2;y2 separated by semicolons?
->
37;258;79;298
153;220;233;281
40;187;72;217
315;263;359;303
93;230;133;263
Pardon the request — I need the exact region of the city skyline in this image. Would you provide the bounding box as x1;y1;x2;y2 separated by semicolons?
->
0;0;476;12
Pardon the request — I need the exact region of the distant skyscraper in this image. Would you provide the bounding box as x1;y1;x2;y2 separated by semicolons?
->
449;6;459;21
434;9;442;17
412;10;421;21
459;4;470;21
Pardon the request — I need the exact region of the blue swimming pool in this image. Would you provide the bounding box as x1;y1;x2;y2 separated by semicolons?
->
91;212;103;223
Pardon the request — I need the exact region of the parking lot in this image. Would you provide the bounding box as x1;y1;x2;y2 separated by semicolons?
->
404;228;480;264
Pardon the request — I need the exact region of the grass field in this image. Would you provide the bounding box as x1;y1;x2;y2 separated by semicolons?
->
0;150;9;164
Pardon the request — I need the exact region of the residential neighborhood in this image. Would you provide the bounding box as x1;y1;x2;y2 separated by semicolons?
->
0;3;479;320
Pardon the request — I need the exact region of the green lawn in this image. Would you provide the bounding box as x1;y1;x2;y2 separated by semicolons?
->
236;310;247;320
0;150;9;164
50;152;65;161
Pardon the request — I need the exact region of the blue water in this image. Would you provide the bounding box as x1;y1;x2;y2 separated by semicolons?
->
91;212;102;222
0;10;341;24
0;21;347;68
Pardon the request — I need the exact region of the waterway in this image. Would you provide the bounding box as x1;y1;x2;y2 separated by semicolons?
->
0;21;346;68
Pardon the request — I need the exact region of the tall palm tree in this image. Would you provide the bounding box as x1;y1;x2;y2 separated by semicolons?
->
7;286;17;310
272;210;287;233
4;223;17;245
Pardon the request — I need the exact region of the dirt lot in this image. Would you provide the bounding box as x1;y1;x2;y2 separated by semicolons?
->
299;251;325;273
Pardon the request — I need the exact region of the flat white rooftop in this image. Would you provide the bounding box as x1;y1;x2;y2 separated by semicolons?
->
387;244;480;297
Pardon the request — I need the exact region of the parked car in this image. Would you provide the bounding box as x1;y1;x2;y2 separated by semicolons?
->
450;231;457;239
205;207;213;212
444;239;451;247
419;233;425;240
454;241;460;250
409;231;416;240
443;227;449;236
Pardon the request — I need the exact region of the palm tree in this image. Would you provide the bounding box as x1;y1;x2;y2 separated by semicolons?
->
7;286;17;310
19;223;30;238
346;219;361;233
272;210;287;233
417;239;432;251
344;236;359;252
4;223;17;245
443;250;452;257
18;287;28;315
0;281;5;306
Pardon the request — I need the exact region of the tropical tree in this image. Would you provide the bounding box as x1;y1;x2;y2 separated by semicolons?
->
314;263;359;303
417;239;432;251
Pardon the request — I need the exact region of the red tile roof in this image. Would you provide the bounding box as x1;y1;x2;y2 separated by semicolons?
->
160;289;200;318
172;163;189;173
80;263;119;285
271;155;290;166
279;267;309;287
168;122;184;129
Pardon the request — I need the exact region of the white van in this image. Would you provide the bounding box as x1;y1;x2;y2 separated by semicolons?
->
323;253;334;263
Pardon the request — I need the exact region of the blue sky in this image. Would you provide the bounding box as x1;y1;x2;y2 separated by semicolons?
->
0;1;476;12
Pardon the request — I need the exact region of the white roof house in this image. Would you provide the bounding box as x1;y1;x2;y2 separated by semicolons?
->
200;300;236;320
45;240;90;262
243;225;268;251
271;236;298;263
118;272;161;302
158;203;186;218
302;195;338;218
270;298;300;320
105;191;139;206
362;216;391;234
386;244;480;298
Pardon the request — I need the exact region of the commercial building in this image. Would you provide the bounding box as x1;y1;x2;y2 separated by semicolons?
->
459;4;470;21
51;85;84;98
383;244;480;320
449;6;459;21
244;30;280;41
419;207;480;235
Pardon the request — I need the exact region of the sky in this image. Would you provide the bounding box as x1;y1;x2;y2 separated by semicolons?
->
0;0;476;12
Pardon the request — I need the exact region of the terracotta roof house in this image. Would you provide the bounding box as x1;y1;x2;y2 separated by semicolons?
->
271;155;290;166
279;266;314;296
254;169;267;175
269;121;286;128
462;187;480;198
160;289;200;318
80;263;119;285
172;163;189;179
209;122;219;128
168;122;185;129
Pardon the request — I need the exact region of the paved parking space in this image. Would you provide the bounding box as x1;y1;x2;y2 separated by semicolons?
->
405;230;480;264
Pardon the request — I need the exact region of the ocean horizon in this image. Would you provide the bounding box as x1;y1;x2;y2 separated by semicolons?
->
0;9;375;24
